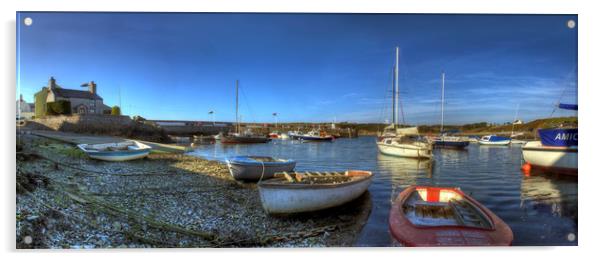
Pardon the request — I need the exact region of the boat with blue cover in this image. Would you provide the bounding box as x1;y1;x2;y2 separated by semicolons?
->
432;135;470;149
226;156;296;181
478;135;511;146
77;141;152;161
522;103;577;175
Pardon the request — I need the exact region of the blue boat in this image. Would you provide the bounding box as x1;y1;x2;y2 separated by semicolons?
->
226;156;296;181
478;135;511;146
432;136;470;149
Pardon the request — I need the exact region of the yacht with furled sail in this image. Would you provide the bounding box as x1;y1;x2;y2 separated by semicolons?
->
432;71;470;149
220;80;270;144
522;103;577;175
376;47;432;159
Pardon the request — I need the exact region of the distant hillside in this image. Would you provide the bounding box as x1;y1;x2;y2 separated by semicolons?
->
340;117;577;137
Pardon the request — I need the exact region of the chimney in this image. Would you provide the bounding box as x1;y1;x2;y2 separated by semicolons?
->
89;81;97;94
48;77;56;89
19;94;23;101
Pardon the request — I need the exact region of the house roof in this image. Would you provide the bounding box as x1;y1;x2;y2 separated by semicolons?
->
51;88;103;100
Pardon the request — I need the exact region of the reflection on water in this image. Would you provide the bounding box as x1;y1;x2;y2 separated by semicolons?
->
187;136;577;246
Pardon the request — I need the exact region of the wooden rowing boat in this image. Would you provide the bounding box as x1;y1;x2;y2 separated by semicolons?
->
258;170;372;214
389;186;513;246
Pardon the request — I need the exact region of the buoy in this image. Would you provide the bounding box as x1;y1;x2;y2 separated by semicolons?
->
521;163;532;176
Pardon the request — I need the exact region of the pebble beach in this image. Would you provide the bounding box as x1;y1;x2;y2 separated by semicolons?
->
16;134;371;248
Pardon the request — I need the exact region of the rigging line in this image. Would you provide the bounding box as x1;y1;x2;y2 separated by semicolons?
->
549;67;577;117
239;84;257;123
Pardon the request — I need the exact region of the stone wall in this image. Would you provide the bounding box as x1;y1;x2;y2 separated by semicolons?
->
30;114;134;135
28;114;171;142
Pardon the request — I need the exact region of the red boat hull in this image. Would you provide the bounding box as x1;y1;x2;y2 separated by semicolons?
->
389;186;513;247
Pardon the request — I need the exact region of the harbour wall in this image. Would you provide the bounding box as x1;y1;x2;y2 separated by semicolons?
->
27;115;170;142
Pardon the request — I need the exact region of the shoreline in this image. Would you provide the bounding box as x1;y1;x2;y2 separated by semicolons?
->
16;133;371;248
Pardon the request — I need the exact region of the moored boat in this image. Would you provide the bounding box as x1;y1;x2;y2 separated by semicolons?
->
467;135;480;143
375;47;432;159
377;135;433;159
77;141;152;162
294;130;334;142
226;156;296;181
521;102;578;175
220;80;271;144
478;135;511;146
220;133;270;144
433;72;470;150
522;128;577;175
432;136;470;149
389;186;513;246
258;170;373;214
510;139;528;145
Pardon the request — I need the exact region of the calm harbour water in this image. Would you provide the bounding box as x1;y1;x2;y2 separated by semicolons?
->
187;136;578;246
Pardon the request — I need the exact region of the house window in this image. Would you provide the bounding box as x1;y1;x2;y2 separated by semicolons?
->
77;105;88;114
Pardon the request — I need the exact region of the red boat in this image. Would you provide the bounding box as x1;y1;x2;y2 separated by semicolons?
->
389;186;513;246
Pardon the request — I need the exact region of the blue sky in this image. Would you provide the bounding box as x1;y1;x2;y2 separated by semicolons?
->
16;13;577;124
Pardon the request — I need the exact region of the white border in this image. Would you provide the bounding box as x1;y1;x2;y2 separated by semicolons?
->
3;0;600;261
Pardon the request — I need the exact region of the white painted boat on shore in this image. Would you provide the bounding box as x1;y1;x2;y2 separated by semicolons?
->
226;156;296;181
258;170;373;214
77;141;151;161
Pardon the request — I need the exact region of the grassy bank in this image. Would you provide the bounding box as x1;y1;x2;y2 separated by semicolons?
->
336;116;577;137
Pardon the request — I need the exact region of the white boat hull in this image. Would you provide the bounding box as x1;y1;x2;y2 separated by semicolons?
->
77;141;151;162
87;151;150;161
522;141;577;172
377;142;432;159
478;140;510;146
510;139;527;145
259;177;372;214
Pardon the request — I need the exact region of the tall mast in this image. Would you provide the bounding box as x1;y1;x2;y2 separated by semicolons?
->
394;46;399;129
235;80;239;134
440;71;445;133
391;67;395;127
511;103;520;136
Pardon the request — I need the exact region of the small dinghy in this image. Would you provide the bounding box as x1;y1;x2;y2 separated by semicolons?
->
226;156;296;181
389;186;513;246
258;170;373;214
77;141;152;162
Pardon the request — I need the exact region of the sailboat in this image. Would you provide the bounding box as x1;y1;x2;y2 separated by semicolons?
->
432;71;470;149
522;103;577;175
220;80;271;144
376;47;432;159
510;104;527;145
